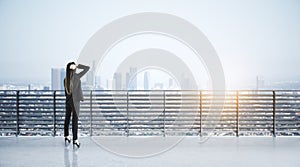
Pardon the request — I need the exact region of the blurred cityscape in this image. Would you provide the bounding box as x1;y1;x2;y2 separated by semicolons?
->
0;66;199;91
0;67;300;91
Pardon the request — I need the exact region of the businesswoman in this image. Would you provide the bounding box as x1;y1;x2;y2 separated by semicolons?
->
64;62;90;148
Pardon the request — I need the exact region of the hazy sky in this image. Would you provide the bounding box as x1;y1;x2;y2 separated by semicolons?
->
0;0;300;88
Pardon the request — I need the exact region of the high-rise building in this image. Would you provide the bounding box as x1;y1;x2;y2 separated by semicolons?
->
106;79;114;90
126;67;137;90
86;71;94;86
113;72;122;90
86;61;96;87
51;68;65;90
95;75;101;87
60;69;66;90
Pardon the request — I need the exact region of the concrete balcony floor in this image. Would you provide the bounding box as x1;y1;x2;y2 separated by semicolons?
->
0;136;299;167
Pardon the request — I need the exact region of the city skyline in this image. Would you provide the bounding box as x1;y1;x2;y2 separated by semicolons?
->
50;66;184;91
2;65;300;90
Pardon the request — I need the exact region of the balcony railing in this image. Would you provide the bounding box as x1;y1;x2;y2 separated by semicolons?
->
0;90;299;136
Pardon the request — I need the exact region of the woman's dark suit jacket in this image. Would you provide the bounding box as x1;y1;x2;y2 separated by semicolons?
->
64;64;90;116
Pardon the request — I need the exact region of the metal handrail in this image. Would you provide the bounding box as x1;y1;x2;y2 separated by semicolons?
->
0;90;299;136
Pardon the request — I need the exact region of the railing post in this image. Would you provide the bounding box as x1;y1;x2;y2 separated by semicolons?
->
163;91;166;137
16;91;20;136
126;91;129;137
90;90;93;136
236;90;239;137
199;90;203;137
272;91;276;137
53;91;56;136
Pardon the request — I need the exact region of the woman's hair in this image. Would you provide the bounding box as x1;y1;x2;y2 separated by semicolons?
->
65;62;76;95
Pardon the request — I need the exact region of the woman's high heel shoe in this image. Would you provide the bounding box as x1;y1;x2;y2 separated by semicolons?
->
65;136;71;144
73;140;80;148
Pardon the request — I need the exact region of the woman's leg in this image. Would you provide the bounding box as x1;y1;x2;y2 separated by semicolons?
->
72;107;78;141
64;104;72;137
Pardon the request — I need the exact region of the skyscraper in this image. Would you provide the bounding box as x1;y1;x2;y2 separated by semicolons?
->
126;67;137;90
51;68;65;90
113;72;122;90
86;61;95;87
95;75;101;88
60;69;66;90
86;71;94;86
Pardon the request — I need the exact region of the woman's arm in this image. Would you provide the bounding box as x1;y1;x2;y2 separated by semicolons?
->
76;64;90;78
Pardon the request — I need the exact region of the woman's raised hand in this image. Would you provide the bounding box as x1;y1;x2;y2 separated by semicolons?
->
70;64;77;70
